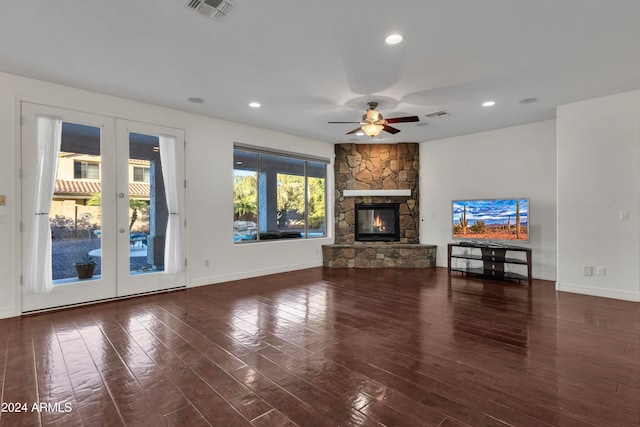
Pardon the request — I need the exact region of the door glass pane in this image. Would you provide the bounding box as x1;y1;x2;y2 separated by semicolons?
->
129;132;164;275
51;123;102;283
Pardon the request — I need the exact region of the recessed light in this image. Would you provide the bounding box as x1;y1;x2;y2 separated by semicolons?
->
188;97;205;104
482;101;496;107
385;34;403;45
519;97;538;104
249;102;261;108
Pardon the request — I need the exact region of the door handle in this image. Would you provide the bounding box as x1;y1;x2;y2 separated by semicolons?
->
118;192;125;198
119;228;126;233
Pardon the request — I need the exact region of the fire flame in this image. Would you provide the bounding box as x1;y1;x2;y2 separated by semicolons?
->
373;214;385;231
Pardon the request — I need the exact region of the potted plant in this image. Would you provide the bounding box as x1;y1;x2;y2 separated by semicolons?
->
75;255;96;279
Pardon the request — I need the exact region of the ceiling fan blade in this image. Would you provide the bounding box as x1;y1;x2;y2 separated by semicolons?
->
346;127;363;135
385;116;419;124
328;121;361;124
383;125;401;134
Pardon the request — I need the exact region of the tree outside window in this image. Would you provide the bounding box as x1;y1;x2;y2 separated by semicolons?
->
233;148;327;242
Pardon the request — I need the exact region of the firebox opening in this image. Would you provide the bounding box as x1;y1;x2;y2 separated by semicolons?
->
355;203;400;242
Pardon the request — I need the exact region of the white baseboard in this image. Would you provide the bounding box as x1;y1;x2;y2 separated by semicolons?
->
188;261;323;288
0;306;19;320
556;282;640;302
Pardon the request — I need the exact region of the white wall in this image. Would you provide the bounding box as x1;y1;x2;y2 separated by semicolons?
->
557;91;640;302
0;72;334;319
419;120;558;280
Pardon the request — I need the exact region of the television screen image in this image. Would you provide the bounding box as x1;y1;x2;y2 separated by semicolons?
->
452;198;528;241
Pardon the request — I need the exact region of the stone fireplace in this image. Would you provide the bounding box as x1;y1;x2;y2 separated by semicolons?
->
323;143;436;268
333;143;420;244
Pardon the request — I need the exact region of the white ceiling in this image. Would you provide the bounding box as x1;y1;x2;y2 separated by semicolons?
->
2;0;640;144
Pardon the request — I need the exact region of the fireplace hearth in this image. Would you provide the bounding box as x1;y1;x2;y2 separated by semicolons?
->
355;203;400;242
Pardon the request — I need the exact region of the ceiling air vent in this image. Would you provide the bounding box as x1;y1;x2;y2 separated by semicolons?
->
424;110;451;119
187;0;235;20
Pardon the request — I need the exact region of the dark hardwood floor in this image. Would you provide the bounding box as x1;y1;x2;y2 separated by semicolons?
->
1;267;639;426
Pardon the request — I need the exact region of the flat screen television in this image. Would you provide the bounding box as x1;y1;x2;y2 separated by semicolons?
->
452;198;529;242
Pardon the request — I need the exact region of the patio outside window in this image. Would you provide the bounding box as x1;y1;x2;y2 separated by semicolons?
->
233;145;327;242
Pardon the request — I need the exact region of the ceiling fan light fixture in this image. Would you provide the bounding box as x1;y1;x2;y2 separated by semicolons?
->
365;109;381;121
329;101;416;137
362;123;384;137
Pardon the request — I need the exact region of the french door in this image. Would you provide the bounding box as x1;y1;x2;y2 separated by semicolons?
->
21;103;185;312
115;120;186;297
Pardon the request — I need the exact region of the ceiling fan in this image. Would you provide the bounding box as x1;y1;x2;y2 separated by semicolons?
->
328;102;419;138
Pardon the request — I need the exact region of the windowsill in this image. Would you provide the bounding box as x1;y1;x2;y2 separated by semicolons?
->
234;234;328;244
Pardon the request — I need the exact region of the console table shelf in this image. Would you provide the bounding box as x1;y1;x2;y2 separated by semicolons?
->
448;242;532;284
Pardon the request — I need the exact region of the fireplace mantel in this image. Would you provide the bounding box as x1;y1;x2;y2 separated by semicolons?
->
343;189;411;197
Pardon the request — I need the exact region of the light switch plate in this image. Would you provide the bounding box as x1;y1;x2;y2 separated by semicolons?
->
0;214;6;224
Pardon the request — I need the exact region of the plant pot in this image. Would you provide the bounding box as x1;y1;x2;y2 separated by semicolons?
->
75;262;96;279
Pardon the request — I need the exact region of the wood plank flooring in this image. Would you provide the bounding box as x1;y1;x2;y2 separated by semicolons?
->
1;267;639;426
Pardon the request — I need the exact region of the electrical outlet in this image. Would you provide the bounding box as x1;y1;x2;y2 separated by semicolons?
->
0;213;5;224
620;211;629;221
596;266;605;276
583;266;593;276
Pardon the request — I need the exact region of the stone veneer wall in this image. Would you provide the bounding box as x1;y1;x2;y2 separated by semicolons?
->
334;143;419;244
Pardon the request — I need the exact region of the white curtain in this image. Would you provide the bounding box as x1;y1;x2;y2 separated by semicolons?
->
25;115;63;294
159;135;183;274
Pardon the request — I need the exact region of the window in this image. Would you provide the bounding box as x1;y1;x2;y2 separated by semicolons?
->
233;145;328;242
74;161;99;180
133;166;150;183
